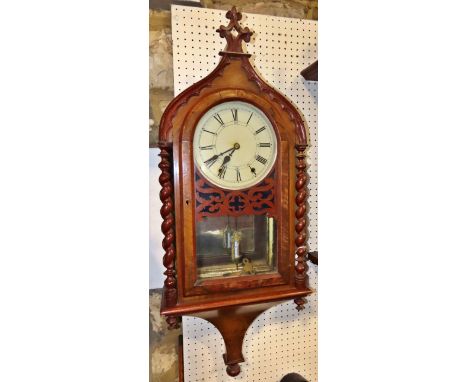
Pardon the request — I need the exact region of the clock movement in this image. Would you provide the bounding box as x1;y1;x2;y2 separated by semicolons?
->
158;6;312;376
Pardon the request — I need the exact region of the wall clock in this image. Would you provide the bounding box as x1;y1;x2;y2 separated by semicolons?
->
158;6;312;377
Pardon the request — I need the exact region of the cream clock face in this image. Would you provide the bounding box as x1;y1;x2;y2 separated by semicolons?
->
193;101;277;190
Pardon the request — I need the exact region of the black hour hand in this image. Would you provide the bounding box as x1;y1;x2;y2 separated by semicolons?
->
221;154;232;166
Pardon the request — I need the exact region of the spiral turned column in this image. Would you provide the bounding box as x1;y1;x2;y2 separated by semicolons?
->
294;144;309;311
158;145;179;329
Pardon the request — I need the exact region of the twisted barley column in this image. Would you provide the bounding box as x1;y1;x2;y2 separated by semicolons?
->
294;144;309;311
158;145;179;329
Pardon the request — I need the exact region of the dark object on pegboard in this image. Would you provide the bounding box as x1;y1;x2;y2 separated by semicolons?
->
308;251;318;265
178;335;184;382
149;0;203;10
280;373;309;382
301;60;318;81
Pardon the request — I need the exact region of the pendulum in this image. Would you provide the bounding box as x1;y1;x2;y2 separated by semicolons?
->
223;216;233;249
231;217;242;268
231;231;242;267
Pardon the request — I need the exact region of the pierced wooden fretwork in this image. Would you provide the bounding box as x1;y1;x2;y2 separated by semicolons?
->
216;6;254;54
194;171;276;221
158;145;179;329
294;144;309;311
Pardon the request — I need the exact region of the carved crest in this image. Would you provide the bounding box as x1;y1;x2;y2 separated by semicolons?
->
216;6;254;54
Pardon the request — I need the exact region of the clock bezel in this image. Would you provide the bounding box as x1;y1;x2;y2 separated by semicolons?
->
192;100;279;191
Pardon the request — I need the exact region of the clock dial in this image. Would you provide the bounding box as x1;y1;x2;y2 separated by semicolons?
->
193;101;277;190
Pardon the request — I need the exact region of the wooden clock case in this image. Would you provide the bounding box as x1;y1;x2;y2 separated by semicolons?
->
157;7;312;376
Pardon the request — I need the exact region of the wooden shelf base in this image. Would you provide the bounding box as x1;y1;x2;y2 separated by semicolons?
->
191;301;284;377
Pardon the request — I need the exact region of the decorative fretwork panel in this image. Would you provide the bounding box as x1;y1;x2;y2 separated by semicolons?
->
195;171;276;221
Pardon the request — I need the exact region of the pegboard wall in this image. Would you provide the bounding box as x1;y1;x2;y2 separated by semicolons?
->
171;5;317;381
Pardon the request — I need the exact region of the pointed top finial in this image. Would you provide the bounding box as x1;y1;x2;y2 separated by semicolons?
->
216;6;254;55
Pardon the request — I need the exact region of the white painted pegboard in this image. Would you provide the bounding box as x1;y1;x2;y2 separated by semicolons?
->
171;5;317;381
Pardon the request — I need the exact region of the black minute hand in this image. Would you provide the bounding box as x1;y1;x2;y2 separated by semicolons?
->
204;154;219;168
203;145;237;168
219;146;237;156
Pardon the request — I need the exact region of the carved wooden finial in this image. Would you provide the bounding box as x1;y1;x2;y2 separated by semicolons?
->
216;6;253;54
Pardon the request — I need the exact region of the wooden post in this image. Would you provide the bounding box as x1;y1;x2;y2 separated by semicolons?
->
294;144;309;310
158;144;179;329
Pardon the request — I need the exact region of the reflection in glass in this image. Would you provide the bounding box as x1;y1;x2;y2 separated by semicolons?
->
195;214;277;280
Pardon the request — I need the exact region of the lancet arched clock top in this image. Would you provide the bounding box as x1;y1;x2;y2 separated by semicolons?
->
157;6;312;377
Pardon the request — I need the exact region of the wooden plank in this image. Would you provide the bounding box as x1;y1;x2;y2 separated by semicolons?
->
301;60;318;81
178;335;184;382
308;250;318;265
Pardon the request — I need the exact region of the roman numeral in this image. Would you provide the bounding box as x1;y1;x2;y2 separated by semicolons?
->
258;142;271;147
255;155;268;165
218;165;227;179
236;168;242;182
202;128;217;135
255;126;266;135
231;109;238;123
246;112;253;125
213;113;224;125
199;145;214;150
